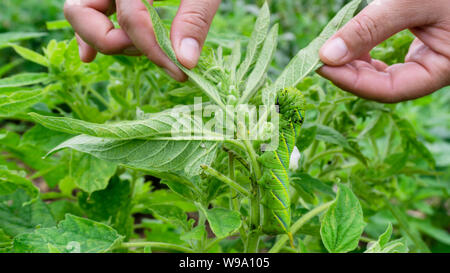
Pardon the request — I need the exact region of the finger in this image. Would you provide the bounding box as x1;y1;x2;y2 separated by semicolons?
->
319;0;435;66
318;44;450;103
116;0;186;81
64;0;135;59
171;0;221;69
75;33;97;62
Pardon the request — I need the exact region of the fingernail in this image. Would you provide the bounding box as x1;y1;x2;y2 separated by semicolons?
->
180;38;200;68
321;37;348;63
124;46;140;55
78;44;83;59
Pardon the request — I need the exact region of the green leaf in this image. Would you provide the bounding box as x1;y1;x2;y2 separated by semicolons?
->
236;1;270;82
0;169;39;204
365;223;409;253
78;178;133;237
30;111;202;140
297;124;317;152
0;190;56;237
8;44;48;67
239;24;278;104
263;0;361;105
180;224;206;242
200;207;241;238
320;184;365;253
315;124;352;150
146;205;188;230
142;1;225;109
20;124;73;153
0;73;49;89
70;153;117;194
0;89;47;116
12;214;123;253
48;135;218;177
291;173;335;203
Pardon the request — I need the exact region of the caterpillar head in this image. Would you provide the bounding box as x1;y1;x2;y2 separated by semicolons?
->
276;87;306;125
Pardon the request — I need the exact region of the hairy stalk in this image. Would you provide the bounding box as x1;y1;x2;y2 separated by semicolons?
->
269;201;333;253
120;242;194;253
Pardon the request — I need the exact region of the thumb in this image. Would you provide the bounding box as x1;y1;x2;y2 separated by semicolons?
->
319;0;430;66
171;0;221;69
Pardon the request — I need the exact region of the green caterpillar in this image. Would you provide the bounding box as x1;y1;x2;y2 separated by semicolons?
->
259;87;305;239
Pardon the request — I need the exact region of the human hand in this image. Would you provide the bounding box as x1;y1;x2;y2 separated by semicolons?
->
318;0;450;103
64;0;221;81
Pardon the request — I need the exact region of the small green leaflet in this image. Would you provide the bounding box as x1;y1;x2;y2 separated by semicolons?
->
8;44;48;67
12;214;123;253
142;0;225;110
263;0;361;105
320;183;365;253
239;24;278;104
365;223;408;253
236;1;270;83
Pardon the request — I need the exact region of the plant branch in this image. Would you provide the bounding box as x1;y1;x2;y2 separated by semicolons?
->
200;165;250;196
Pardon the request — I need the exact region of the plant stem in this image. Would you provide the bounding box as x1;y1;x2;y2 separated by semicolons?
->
243;139;262;180
200;165;250;196
120;242;194;253
269;201;333;253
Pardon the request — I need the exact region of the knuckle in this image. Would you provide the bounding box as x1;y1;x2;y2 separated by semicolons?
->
179;7;211;37
351;13;378;45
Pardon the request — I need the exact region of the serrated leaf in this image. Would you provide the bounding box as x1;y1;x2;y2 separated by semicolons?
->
8;44;48;67
48;135;218;177
0;73;49;89
320;184;365;253
12;214;123;253
142;1;225;109
236;2;270;82
239;24;278;104
263;0;361;105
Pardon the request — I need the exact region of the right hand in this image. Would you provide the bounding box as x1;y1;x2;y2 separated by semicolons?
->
318;0;450;103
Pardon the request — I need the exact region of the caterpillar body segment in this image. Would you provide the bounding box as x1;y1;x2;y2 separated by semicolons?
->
260;87;305;237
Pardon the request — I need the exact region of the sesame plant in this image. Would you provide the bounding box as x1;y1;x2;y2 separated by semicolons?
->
0;0;448;254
